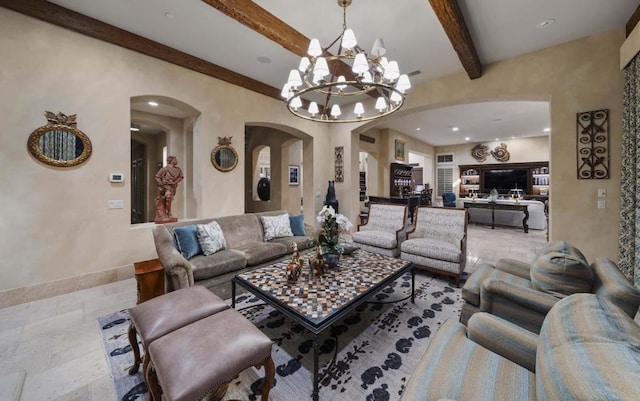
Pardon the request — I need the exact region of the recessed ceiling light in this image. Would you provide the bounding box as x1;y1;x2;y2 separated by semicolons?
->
451;126;459;132
543;127;551;132
464;137;470;141
495;138;499;141
511;136;515;139
164;12;174;18
536;18;555;29
416;127;421;131
257;55;271;64
148;101;158;107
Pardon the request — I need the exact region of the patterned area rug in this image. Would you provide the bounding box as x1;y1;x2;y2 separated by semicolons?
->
98;271;464;401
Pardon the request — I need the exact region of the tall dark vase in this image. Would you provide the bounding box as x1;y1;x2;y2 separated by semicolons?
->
324;180;339;213
257;177;270;201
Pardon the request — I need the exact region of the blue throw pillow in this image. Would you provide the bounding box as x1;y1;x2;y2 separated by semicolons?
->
289;214;306;236
173;225;202;259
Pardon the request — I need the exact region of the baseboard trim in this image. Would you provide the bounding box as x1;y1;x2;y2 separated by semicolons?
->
0;265;135;309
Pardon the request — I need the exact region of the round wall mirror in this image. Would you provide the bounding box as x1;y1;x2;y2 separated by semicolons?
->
211;137;238;172
28;112;92;167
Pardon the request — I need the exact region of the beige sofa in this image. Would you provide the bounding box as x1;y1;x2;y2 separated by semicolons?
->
153;210;315;299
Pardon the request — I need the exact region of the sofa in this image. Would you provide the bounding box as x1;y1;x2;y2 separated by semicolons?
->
152;210;315;299
461;240;640;333
455;198;546;230
401;293;640;401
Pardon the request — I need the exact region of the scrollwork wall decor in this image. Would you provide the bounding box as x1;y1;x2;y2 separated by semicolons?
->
335;146;344;182
491;143;510;162
577;109;609;179
470;144;490;162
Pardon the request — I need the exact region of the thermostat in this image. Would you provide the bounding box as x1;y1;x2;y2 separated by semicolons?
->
109;173;124;183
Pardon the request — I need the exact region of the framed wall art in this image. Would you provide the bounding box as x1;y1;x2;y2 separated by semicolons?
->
395;139;405;161
335;146;344;182
288;165;300;186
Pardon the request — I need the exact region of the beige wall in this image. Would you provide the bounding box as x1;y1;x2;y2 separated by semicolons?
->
0;7;627;302
336;29;624;264
0;9;332;301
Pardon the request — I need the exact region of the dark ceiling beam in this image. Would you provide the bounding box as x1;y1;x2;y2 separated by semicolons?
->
428;0;482;80
201;0;363;91
626;4;640;37
0;0;281;100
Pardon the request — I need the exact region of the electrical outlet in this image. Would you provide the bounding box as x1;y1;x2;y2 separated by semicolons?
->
597;189;607;198
597;200;606;209
108;200;124;209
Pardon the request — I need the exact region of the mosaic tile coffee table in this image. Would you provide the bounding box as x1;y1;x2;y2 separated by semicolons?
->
232;249;415;401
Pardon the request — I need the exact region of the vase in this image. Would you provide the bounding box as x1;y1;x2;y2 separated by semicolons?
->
257;177;270;201
489;188;499;202
324;180;339;213
323;251;341;269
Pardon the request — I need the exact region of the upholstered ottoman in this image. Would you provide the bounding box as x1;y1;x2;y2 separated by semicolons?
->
146;308;275;401
128;286;229;374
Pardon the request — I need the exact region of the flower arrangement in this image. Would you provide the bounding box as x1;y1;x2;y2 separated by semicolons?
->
316;205;353;254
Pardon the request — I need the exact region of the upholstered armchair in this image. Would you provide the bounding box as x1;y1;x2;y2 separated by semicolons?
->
441;191;456;207
351;203;408;257
461;241;640;333
402;293;640;401
400;206;468;286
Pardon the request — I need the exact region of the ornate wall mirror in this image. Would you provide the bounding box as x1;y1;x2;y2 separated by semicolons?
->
28;111;92;167
211;136;238;172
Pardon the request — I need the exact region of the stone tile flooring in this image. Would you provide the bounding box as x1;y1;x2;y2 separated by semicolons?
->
0;225;546;401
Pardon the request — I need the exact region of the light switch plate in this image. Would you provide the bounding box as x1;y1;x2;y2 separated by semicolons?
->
597;189;607;198
108;200;124;209
597;200;606;209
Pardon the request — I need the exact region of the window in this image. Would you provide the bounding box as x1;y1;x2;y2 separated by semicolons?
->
436;153;454;164
436;166;454;196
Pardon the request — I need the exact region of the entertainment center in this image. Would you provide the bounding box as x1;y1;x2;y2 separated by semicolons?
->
459;162;549;200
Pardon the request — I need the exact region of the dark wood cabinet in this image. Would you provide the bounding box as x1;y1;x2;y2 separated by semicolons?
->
459;162;549;200
390;162;413;197
134;259;165;304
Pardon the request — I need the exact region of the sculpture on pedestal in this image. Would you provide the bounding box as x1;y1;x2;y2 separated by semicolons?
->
154;156;183;223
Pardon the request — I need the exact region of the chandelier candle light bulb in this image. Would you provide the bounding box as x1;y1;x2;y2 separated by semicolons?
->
283;0;409;123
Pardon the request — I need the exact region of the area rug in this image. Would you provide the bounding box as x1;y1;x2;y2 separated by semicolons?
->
98;271;464;401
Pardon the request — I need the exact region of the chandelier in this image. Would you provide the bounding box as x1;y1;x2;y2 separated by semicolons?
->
281;0;410;123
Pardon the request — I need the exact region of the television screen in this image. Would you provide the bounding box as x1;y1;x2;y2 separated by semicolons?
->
483;169;528;194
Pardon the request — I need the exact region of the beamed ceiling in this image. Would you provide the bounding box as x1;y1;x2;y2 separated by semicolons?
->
1;0;638;146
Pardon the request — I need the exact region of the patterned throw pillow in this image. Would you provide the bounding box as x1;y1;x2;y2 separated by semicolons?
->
261;214;294;241
173;225;202;259
196;221;227;256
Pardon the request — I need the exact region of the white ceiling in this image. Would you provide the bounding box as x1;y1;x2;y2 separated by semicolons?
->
47;0;637;145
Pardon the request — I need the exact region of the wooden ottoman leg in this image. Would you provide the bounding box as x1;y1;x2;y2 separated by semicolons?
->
260;355;275;401
128;323;141;375
144;358;162;401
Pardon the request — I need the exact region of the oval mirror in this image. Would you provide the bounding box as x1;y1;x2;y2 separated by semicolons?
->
211;136;238;172
28;112;92;167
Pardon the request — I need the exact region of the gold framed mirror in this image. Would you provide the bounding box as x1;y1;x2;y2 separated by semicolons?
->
28;112;92;167
211;136;238;172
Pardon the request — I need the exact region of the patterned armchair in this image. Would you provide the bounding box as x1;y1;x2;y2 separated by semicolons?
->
400;206;468;286
351;203;408;257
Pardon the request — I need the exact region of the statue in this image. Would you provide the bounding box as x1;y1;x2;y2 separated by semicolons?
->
154;156;184;223
286;243;304;282
309;245;328;278
324;180;339;213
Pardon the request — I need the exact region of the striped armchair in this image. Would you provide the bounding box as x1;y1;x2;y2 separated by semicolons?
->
402;293;640;401
351;203;408;257
460;240;640;333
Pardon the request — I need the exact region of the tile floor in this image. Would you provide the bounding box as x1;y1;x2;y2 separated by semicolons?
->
0;225;547;401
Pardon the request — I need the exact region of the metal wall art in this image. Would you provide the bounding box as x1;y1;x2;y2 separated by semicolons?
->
470;142;510;162
577;109;609;179
28;111;92;167
335;146;344;182
471;144;490;162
